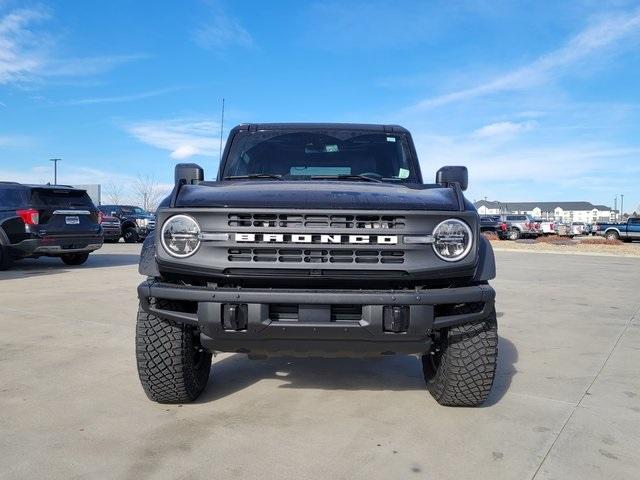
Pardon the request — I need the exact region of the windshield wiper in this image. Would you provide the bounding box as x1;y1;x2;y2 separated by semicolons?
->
309;174;382;183
224;174;283;180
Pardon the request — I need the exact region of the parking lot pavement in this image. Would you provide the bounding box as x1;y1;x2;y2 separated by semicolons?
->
1;244;639;480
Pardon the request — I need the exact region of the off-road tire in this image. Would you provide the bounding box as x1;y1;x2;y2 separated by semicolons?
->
605;230;619;241
422;310;498;407
60;252;89;265
136;301;212;403
508;229;520;241
123;227;139;243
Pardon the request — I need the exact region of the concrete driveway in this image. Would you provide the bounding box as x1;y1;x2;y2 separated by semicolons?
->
1;244;639;479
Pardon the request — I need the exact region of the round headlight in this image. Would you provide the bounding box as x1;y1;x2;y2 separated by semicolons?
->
161;215;201;258
432;219;473;262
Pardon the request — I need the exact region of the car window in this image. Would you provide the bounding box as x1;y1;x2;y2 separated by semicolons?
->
0;188;27;209
120;206;148;215
30;189;94;208
223;130;417;182
629;218;640;225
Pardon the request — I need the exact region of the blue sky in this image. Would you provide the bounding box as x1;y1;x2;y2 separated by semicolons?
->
1;0;639;212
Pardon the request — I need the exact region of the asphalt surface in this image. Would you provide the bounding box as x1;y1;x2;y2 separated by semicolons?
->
1;244;639;480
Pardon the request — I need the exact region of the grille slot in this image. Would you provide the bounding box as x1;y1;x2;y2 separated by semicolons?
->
228;213;405;230
227;248;404;264
269;304;363;322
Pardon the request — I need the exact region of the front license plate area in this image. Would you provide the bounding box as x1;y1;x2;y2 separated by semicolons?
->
65;216;80;225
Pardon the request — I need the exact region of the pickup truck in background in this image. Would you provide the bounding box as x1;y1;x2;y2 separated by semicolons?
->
595;218;640;241
535;219;556;235
497;214;541;240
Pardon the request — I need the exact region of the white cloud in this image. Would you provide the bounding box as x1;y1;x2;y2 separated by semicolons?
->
0;133;32;147
192;9;253;51
61;86;183;106
472;120;536;138
0;7;144;86
0;165;173;204
408;8;640;111
126;118;222;159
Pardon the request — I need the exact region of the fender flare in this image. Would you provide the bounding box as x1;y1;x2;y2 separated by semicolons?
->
473;235;496;282
138;230;160;277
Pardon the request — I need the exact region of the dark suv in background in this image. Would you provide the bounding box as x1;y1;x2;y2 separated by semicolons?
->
0;182;103;270
98;205;155;243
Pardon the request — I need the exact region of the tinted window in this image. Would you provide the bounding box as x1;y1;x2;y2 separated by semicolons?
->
120;206;148;215
31;189;94;208
629;218;640;225
0;188;27;208
223;130;416;182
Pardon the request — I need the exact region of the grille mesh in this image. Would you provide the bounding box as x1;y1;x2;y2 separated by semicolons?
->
228;213;405;230
228;248;405;264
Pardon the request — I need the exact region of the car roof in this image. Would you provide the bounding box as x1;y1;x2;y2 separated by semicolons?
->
230;122;410;134
0;182;83;192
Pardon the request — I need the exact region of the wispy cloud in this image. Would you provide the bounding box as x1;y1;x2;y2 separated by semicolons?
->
61;86;184;106
0;164;173;203
0;7;49;84
0;7;145;86
0;133;33;147
407;8;640;111
472;120;536;139
192;6;253;51
126;118;221;159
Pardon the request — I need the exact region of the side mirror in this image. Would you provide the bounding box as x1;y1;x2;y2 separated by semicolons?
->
436;166;468;191
175;163;204;185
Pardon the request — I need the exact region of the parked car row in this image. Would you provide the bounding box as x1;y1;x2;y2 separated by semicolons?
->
479;214;639;241
0;182;155;270
481;214;541;240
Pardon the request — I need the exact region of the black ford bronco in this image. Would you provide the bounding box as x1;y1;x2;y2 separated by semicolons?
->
136;123;498;407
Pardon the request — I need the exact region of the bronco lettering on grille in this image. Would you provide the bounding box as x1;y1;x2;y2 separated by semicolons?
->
234;233;398;244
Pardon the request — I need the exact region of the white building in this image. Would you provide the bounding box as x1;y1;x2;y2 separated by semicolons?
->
475;200;615;223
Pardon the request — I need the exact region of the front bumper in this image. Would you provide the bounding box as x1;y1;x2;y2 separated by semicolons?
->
12;235;103;257
102;226;122;239
138;281;495;356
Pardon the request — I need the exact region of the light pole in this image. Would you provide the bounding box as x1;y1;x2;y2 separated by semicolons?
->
50;158;62;185
621;194;624;220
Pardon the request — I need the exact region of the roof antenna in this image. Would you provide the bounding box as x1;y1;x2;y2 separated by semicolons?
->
219;98;225;162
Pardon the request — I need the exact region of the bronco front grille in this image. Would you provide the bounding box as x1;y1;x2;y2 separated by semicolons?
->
227;248;405;264
228;213;405;230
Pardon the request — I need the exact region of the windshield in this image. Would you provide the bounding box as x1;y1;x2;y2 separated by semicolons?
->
222;130;417;182
121;206;149;215
31;189;93;208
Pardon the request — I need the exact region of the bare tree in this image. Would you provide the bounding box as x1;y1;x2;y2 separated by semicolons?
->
105;181;124;204
133;174;164;212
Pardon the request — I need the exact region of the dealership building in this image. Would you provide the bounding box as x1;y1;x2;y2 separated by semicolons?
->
475;200;615;223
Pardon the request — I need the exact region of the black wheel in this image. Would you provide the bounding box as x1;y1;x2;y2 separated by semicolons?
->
123;227;139;243
0;244;13;271
60;252;89;265
605;230;619;241
136;301;212;403
422;310;498;407
508;229;520;241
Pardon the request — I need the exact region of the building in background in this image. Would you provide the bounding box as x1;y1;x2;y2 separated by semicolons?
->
475;200;615;223
73;184;101;206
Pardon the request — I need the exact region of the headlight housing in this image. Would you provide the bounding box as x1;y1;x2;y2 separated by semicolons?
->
432;219;473;262
136;218;148;227
161;215;201;258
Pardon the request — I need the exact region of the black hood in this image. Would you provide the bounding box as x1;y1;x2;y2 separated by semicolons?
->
173;180;461;211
